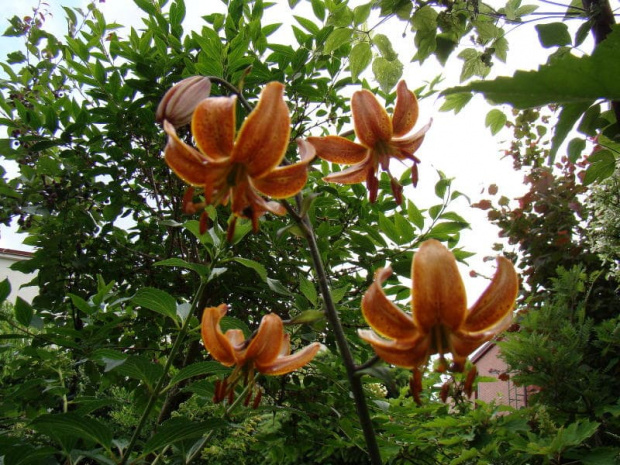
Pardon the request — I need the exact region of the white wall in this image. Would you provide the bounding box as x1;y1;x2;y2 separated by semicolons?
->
0;249;38;304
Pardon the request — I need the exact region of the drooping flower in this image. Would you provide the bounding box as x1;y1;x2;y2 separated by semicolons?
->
202;304;321;405
307;80;431;204
161;82;315;238
358;239;518;401
156;76;212;127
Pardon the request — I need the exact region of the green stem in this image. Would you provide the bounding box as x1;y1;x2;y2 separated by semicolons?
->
119;280;208;465
284;200;383;465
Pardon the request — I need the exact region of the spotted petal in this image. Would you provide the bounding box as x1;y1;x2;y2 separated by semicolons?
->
201;305;236;366
323;162;370;184
163;121;209;185
307;136;368;164
192;96;236;161
362;267;418;340
252;139;315;198
352;89;392;148
358;329;429;369
412;240;467;332
232;82;291;178
257;342;321;376
391;80;419;138
464;257;518;333
245;313;286;367
391;120;432;161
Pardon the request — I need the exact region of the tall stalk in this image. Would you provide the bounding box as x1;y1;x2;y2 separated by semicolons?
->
284;199;383;465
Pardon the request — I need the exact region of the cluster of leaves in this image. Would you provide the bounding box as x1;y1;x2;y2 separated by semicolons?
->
0;0;619;463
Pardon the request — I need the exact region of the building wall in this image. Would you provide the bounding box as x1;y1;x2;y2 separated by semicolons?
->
0;248;38;304
473;343;527;408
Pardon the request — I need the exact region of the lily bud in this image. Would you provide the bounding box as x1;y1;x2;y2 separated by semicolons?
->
156;76;211;127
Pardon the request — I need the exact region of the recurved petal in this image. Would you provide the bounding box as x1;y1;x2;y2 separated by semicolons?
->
245;313;286;366
358;329;429;369
307;136;368;164
464;257;518;333
163;121;209;185
323;162;370;185
232;82;291;178
362;267;418;339
201;305;236;366
252;139;315;198
449;311;512;367
257;342;321;376
192;95;236;161
412;240;467;332
392;81;419;138
352;89;392;147
391;119;432;161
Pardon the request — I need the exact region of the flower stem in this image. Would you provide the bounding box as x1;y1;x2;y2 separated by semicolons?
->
284;200;382;465
119;279;208;465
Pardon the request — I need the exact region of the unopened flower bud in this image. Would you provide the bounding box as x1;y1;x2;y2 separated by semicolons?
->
156;76;211;127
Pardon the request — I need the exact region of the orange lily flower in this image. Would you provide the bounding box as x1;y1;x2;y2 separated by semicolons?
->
307;80;431;204
202;304;321;404
359;239;518;399
162;82;314;238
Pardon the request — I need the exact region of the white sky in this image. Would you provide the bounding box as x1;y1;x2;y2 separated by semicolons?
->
0;0;585;301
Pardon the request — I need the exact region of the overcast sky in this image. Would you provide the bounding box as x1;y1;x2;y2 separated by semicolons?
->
1;0;580;300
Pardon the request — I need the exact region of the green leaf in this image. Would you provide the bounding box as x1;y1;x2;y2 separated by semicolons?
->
372;56;403;93
288;309;325;324
350;42;372;81
299;275;318;306
584;149;615;185
535;22;572;48
439;92;473;114
14;297;33;326
394;212;415;244
232;257;267;282
458;48;491;82
0;278;10;304
154;258;210;277
168;361;231;388
411;6;437;62
134;0;158;15
567;137;586;162
353;3;372;25
427;221;469;238
113;355;164;390
407;201;425;229
549;101;593;163
294;15;320;35
31;413;113;449
443;27;620;108
378;213;401;244
324;28;351;54
267;278;292;296
485;109;507;135
142;418;226;455
311;0;325;21
68;293;95;316
133;287;178;321
373;34;398;61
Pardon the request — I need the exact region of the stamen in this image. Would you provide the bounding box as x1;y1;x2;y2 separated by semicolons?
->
410;369;423;406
